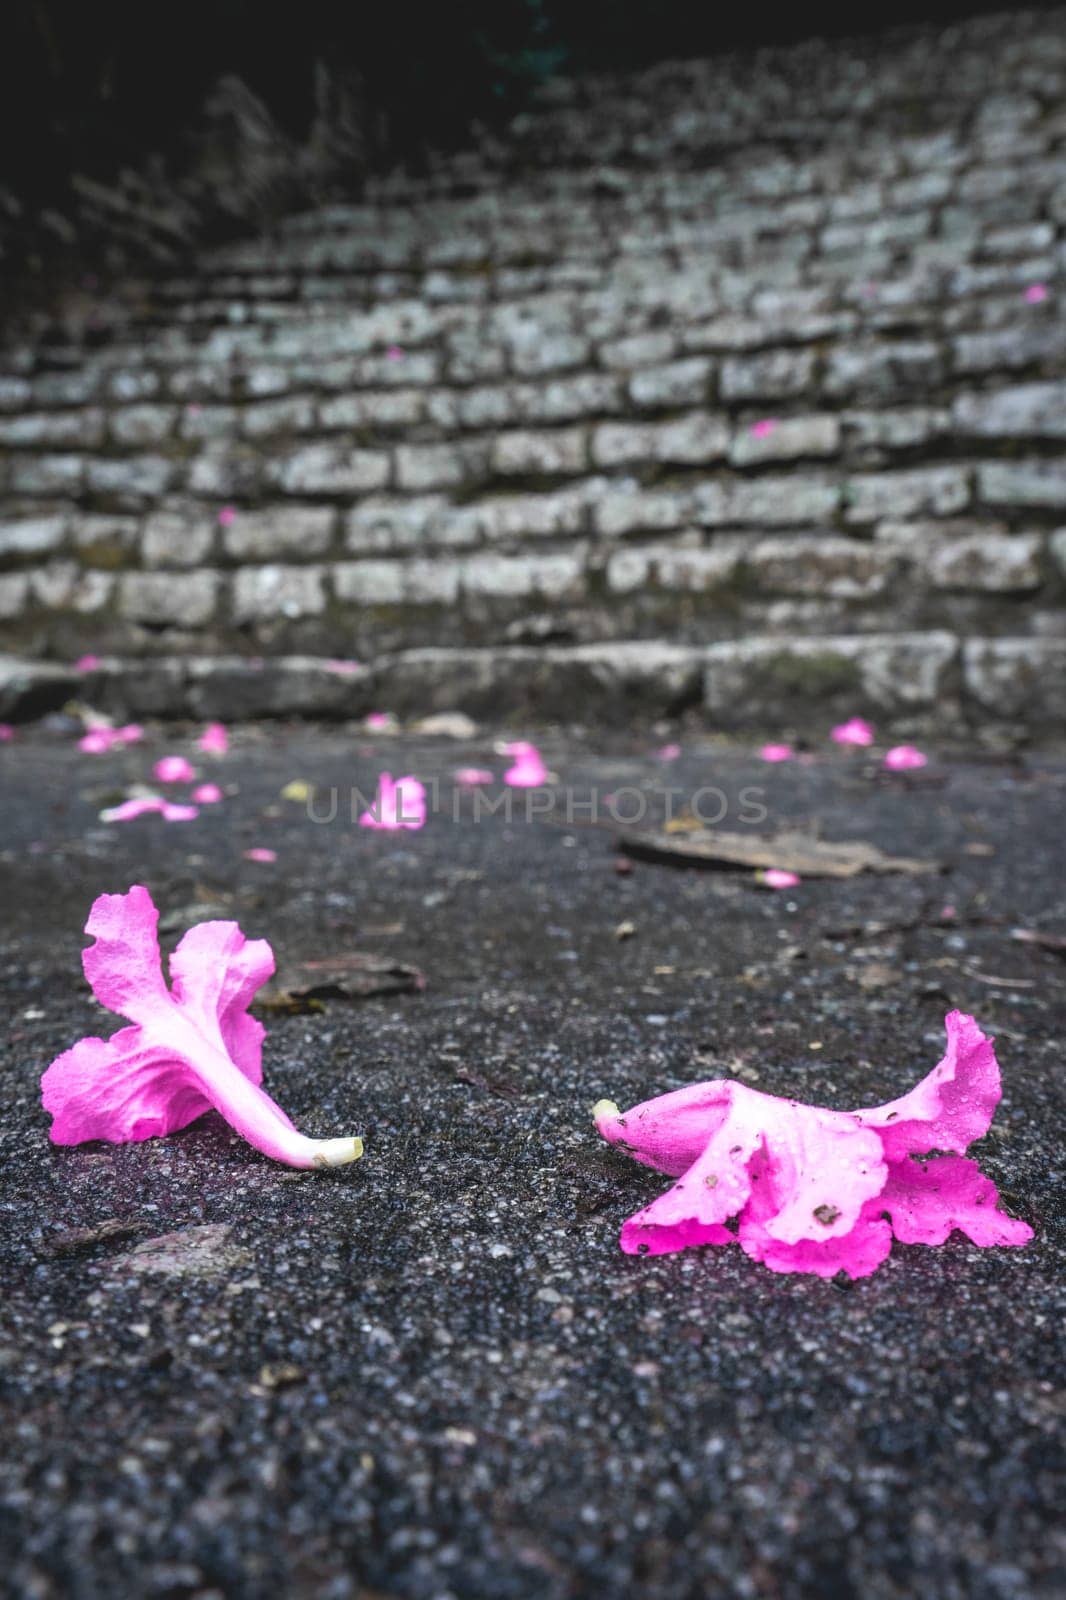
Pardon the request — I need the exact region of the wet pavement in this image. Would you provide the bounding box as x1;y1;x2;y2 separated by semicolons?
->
1;723;1063;1599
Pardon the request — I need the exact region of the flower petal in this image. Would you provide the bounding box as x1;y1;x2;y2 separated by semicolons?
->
856;1010;1002;1160
878;1154;1032;1249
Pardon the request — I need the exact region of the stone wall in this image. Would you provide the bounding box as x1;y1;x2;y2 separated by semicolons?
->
1;8;1065;728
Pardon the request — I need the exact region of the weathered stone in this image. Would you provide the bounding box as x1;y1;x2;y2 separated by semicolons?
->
0;517;67;561
704;631;959;723
461;550;586;601
8;455;84;495
0;574;29;617
395;442;489;492
271;445;391;496
978;461;1066;510
747;536;894;598
730;415;840;466
141;511;218;569
223;506;335;562
119;571;220;627
599;331;676;369
700;475;840;527
953;383;1066;440
319;392;424;430
720;350;815;401
843;409;951;450
491;428;587;477
963;638;1066;721
232;565;326;622
0;410;104;449
109;406;178;447
844;466;970;525
923;532;1044;592
72;514;140;567
333;560;407;606
629;358;712;409
86;457;175;505
593;488;692;539
823;342;943;398
242;396;317;438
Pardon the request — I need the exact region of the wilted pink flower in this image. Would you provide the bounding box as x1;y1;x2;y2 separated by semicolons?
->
1024;283;1048;304
101;796;199;823
0;724;13;742
594;1011;1032;1277
654;743;681;761
454;767;495;786
761;868;801;889
365;711;396;731
502;741;549;788
154;756;197;784
197;722;228;755
325;659;362;676
750;418;778;439
74;654;101;673
217;505;237;528
41;886;362;1170
884;744;927;771
243;847;277;863
759;743;794;763
359;773;426;830
831;717;875;746
192;783;224;804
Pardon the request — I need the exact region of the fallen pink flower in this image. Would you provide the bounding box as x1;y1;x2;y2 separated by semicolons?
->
454;767;495;786
594;1010;1032;1277
385;345;405;360
41;886;362;1170
365;711;397;731
192;783;224;804
1024;283;1048;304
654;743;681;761
359;773;426;830
154;756;197;784
243;847;277;863
884;745;928;771
101;796;199;823
502;741;549;788
79;724;142;754
74;654;101;673
217;505;237;528
325;659;362;676
759;743;794;763
749;418;778;439
761;868;801;889
831;717;875;747
197;722;229;755
0;724;14;742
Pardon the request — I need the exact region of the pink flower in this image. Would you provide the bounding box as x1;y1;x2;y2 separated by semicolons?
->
830;717;875;747
359;773;426;830
502;741;549;788
385;345;405;360
0;724;13;742
117;724;145;745
761;868;801;889
79;724;141;753
654;743;681;761
454;767;495;786
365;711;397;731
197;722;229;755
749;418;778;439
74;654;101;673
1024;284;1048;304
101;797;199;823
243;847;277;863
759;743;794;763
594;1011;1032;1277
883;745;927;771
217;505;237;528
41;886;362;1170
325;659;362;676
154;756;197;784
192;783;224;804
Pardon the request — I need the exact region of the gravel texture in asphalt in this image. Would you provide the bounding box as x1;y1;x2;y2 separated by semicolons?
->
1;723;1063;1599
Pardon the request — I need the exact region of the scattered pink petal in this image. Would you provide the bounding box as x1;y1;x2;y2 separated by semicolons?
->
830;717;875;747
243;848;277;863
365;711;397;731
502;741;549;788
761;868;801;889
1024;283;1048;304
385;345;405;360
593;1010;1031;1277
359;773;426;830
325;659;362;676
197;722;229;755
187;403;202;417
40;885;362;1169
74;654;101;674
217;505;237;528
116;724;144;745
759;743;794;763
0;723;15;742
749;418;778;439
883;744;928;771
940;904;957;922
192;783;224;804
654;743;681;761
79;729;118;754
454;767;495;786
154;756;197;784
101;796;198;824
